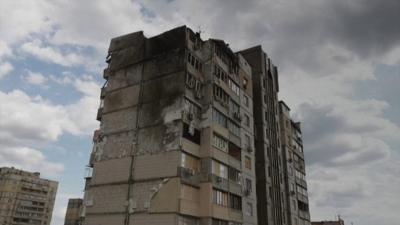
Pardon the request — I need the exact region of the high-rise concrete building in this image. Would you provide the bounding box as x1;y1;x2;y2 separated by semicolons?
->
279;102;311;225
81;26;310;225
64;198;83;225
0;167;58;225
239;47;288;225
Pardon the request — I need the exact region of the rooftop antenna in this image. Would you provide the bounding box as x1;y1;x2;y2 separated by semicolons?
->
197;25;204;36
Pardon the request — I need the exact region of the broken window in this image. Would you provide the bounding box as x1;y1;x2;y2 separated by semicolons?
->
182;123;201;144
229;142;241;161
214;65;228;83
187;51;202;72
184;98;201;119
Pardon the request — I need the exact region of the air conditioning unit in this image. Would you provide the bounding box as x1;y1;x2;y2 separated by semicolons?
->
216;177;223;183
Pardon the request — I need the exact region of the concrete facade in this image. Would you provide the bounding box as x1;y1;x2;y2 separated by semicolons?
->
82;26;311;225
240;47;287;225
279;102;311;225
64;198;83;225
0;167;58;225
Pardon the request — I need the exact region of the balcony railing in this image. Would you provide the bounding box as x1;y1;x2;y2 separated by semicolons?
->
178;167;200;187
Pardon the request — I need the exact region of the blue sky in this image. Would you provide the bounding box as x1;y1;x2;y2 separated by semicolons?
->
0;1;399;225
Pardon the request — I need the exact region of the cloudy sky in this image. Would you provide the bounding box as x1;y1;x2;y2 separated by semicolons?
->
0;0;399;225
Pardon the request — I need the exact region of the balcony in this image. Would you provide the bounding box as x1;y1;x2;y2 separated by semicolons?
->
100;87;106;99
84;167;93;179
210;174;229;191
178;167;200;187
96;107;103;121
295;177;307;188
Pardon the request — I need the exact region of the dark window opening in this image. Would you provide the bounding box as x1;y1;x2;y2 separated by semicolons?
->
183;123;201;144
228;142;241;161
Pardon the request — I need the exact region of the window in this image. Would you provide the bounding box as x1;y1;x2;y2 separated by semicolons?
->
213;109;227;128
212;133;228;152
244;134;251;149
229;142;241;161
182;123;201;144
214;65;228;83
229;194;242;211
187;52;202;72
245;178;252;193
244;114;250;127
228;120;240;136
242;77;248;89
243;95;249;107
230;99;240;115
245;156;251;169
228;78;240;95
184;98;201;119
245;202;253;216
214;85;229;106
228;167;241;184
212;160;228;179
213;189;228;206
181;152;200;172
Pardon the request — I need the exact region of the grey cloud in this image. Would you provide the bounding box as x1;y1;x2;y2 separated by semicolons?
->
296;102;390;167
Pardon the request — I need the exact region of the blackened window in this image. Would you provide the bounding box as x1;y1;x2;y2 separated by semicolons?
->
183;123;201;144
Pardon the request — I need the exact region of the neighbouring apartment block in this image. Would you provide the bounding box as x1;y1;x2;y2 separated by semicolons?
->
81;26;311;225
0;167;58;225
64;198;83;225
279;102;311;225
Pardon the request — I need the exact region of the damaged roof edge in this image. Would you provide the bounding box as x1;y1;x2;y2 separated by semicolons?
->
108;25;189;53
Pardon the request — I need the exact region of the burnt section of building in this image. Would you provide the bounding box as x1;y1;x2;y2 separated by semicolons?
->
82;26;258;225
81;26;311;225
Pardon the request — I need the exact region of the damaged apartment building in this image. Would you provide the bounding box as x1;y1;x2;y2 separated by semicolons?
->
81;26;310;225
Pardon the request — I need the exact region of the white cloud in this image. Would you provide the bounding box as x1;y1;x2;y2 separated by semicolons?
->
0;61;13;79
23;70;48;86
21;39;85;67
0;41;13;59
0;146;64;177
